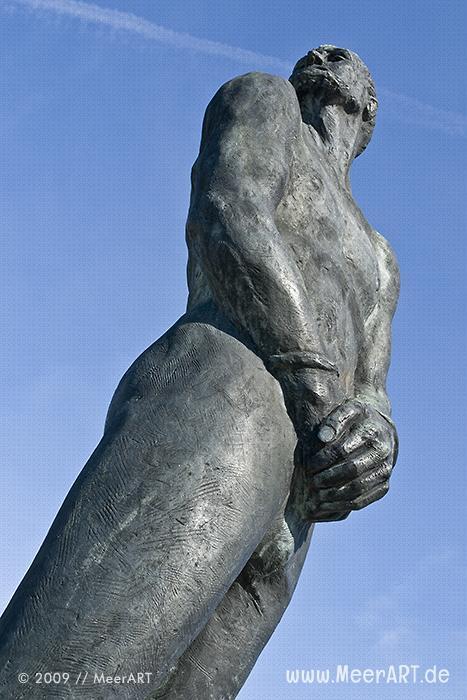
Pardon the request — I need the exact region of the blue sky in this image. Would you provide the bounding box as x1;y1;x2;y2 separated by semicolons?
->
0;1;466;698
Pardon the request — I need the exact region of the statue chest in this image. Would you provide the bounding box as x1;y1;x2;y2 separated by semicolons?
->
275;160;380;329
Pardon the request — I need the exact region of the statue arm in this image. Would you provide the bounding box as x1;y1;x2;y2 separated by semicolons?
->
285;233;400;523
187;72;344;430
354;231;400;419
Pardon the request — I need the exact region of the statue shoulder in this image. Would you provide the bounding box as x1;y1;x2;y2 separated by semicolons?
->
216;71;297;104
202;72;301;138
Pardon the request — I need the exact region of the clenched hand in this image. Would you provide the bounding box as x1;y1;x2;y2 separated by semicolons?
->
290;398;398;522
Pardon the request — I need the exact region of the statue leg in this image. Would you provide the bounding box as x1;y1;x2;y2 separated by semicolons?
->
0;317;298;699
151;513;314;699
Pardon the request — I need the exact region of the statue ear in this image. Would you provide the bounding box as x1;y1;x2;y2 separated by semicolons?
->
362;97;378;122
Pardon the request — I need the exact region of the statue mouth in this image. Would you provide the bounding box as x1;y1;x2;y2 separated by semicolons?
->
291;66;344;97
291;67;360;114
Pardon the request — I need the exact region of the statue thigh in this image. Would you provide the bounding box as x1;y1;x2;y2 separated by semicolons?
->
128;318;304;692
152;512;314;699
0;318;300;699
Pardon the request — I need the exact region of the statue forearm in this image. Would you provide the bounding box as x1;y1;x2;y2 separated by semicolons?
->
353;229;400;419
187;204;345;434
353;383;392;416
188;204;330;364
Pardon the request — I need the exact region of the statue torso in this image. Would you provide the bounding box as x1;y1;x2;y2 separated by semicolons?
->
186;119;383;395
274;124;381;389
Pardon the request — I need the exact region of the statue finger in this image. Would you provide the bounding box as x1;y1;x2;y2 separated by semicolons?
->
339;419;386;455
317;482;390;513
305;439;361;474
314;461;392;501
306;421;373;473
308;415;383;472
317;399;364;443
310;451;387;488
310;509;352;522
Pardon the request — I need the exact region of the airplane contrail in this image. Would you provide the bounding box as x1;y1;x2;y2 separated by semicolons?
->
8;0;290;71
6;0;466;137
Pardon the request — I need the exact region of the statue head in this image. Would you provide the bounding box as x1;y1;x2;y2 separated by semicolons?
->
289;45;377;157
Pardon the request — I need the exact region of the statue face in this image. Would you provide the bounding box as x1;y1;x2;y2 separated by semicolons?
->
289;45;378;156
289;45;373;116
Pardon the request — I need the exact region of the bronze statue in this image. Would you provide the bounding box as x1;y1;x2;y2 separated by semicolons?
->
0;45;399;699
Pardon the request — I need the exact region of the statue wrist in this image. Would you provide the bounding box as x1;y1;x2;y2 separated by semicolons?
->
265;351;344;437
264;350;339;378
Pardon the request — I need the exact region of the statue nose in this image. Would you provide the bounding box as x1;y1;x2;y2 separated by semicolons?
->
306;50;324;66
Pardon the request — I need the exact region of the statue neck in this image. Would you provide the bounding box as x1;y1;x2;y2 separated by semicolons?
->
300;97;360;188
